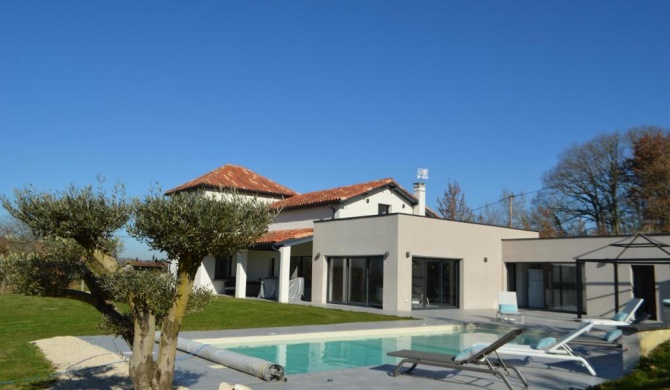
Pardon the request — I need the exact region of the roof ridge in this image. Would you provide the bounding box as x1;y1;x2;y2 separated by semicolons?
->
165;164;297;196
270;177;407;210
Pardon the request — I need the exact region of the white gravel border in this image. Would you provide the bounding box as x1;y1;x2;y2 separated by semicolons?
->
33;336;130;389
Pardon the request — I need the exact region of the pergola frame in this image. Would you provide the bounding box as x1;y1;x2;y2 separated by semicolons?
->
574;234;670;319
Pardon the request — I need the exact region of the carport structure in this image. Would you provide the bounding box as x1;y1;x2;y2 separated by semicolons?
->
575;234;670;320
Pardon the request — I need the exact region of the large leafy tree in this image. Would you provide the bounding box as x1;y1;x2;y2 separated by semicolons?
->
1;183;276;389
627;127;670;232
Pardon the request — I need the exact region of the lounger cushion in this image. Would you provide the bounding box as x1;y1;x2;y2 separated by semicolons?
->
499;304;517;313
613;312;627;321
454;346;485;362
603;329;623;342
533;337;557;350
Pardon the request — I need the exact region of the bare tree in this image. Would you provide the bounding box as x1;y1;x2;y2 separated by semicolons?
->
538;133;633;235
476;190;532;230
437;180;473;221
0;216;39;254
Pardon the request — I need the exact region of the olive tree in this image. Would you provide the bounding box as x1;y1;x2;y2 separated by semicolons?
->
1;183;277;389
1;183;133;337
126;189;277;389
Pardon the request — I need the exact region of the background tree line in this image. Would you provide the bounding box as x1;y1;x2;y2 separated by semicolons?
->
437;126;670;237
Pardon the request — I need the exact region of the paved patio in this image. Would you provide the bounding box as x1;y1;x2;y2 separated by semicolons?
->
80;304;633;390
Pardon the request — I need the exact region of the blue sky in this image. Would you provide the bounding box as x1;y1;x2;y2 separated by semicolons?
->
1;1;669;258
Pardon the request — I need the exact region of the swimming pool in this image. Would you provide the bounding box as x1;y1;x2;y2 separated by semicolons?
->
200;325;541;375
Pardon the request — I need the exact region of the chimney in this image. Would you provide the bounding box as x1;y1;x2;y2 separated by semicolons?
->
413;182;426;216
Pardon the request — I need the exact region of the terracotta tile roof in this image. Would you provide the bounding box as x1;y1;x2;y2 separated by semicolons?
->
270;178;409;210
165;164;297;197
256;228;314;244
128;261;168;269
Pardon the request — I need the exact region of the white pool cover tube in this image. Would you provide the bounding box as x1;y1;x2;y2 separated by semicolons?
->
158;334;285;381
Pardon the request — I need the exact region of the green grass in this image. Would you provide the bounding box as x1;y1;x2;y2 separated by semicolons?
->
0;294;409;389
589;339;670;390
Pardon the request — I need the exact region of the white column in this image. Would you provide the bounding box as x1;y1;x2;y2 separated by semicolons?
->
235;252;248;298
277;246;291;303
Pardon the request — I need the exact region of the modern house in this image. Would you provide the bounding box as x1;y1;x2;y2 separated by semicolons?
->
167;164;670;322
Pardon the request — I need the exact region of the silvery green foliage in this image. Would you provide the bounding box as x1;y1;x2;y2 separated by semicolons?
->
102;267;175;319
129;188;277;274
100;267;213;326
1;181;130;249
0;251;78;296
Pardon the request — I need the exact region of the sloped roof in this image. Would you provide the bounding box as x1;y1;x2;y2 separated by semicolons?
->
256;228;314;244
165;164;297;197
270;178;413;210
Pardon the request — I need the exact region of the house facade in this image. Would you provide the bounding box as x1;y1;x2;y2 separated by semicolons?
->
167;164;670;322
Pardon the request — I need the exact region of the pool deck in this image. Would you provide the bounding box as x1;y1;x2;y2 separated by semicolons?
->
81;304;636;390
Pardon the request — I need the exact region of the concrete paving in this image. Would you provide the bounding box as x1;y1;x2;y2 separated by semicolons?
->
81;304;635;389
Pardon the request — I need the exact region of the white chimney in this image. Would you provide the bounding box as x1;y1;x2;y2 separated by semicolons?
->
413;182;426;216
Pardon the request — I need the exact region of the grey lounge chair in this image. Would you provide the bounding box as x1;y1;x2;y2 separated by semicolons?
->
472;322;597;376
387;328;528;390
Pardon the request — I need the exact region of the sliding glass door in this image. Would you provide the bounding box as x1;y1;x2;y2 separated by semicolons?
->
412;258;459;309
328;256;383;308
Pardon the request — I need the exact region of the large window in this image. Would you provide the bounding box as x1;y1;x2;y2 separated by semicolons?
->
550;264;579;312
214;256;232;279
507;262;585;313
327;256;384;308
412;258;459;309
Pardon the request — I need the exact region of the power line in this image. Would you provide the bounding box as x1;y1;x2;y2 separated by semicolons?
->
471;189;548;212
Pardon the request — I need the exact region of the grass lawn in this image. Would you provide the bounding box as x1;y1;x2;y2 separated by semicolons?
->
589;338;670;390
0;294;410;389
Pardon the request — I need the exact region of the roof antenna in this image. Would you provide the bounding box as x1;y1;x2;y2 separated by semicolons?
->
416;168;429;183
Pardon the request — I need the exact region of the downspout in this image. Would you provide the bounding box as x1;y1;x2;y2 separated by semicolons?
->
329;205;337;219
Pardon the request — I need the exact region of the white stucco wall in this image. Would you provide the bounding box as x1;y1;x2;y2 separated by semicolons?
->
270;206;333;230
204;189;284;204
194;255;217;293
336;188;415;219
269;188;416;230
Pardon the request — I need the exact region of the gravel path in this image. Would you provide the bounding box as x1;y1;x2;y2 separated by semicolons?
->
33;336;132;389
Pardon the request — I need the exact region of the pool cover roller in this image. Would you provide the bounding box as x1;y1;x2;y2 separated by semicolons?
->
156;334;285;381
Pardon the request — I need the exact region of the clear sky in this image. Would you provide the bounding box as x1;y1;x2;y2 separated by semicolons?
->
1;1;669;259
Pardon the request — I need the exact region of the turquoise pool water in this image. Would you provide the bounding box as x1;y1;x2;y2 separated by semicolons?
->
217;326;540;375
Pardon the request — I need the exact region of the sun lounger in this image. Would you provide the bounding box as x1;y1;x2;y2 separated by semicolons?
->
388;328;528;390
473;322;597;376
572;328;625;348
580;298;644;326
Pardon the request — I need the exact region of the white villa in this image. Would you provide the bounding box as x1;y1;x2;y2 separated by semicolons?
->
166;164;670;322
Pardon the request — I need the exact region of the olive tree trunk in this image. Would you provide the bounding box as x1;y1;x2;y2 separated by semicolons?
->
129;310;158;389
153;256;198;389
